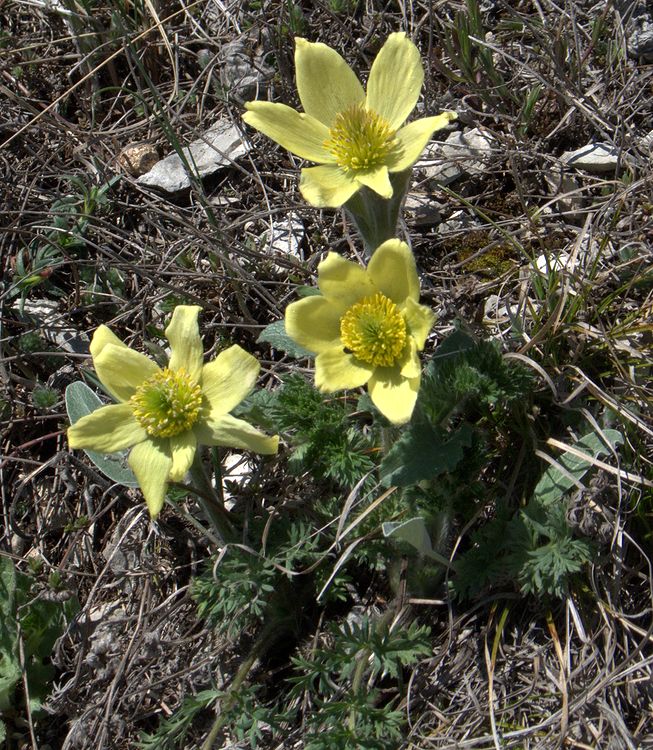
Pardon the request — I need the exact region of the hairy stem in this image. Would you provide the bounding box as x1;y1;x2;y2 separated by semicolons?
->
187;450;236;544
344;169;412;256
200;617;293;750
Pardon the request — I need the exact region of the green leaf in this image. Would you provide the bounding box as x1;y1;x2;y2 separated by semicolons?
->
380;423;473;487
232;388;278;430
65;381;138;487
533;429;623;506
24;659;53;712
382;517;433;555
257;320;313;359
0;556;19;713
296;285;321;298
430;327;477;359
0;654;21;713
0;555;16;620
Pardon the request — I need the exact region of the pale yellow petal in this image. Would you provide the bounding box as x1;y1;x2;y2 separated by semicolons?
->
366;32;424;130
68;403;147;452
94;344;159;403
295;37;365;127
201;345;259;417
169;430;197;481
368;368;420;424
194;414;279;455
243;102;334;162
317;252;376;307
404;297;435;350
128;439;172;518
400;339;421;379
387;113;457;172
315;348;373;392
90;325;128;362
299;164;360;208
368;239;420;304
355;167;393;199
285;296;342;355
166;305;203;382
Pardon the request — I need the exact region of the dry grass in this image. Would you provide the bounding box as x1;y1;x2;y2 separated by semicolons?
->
1;0;652;747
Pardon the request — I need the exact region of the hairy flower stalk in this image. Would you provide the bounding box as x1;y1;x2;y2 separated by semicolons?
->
67;306;279;519
285;239;435;424
243;32;456;210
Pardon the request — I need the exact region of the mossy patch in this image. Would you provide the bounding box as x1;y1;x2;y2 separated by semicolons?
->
446;230;518;278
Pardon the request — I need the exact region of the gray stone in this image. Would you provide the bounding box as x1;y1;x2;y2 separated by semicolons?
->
219;39;273;103
561;143;621;174
437;210;478;236
137;119;249;194
614;0;653;60
418;128;496;185
628;18;653;61
543;166;584;221
404;193;445;226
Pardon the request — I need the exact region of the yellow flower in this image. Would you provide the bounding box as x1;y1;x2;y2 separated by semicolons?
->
68;306;279;518
285;239;435;424
243;32;456;208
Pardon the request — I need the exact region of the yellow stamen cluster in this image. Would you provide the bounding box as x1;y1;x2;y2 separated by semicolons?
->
324;103;399;173
130;367;202;438
340;292;407;367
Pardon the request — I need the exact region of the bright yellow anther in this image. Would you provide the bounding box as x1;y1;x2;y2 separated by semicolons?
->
323;103;399;173
340;292;407;367
130;367;202;438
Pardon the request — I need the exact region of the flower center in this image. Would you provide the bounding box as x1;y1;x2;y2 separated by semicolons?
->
130;367;202;438
340;292;407;367
324;103;399;173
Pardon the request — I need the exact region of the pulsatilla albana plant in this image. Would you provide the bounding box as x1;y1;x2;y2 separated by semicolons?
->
67;306;278;517
243;32;456;207
285;239;435;424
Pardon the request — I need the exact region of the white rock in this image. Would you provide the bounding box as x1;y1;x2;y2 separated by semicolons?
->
483;294;534;325
533;231;617;275
638;129;653;152
534;251;573;274
418;128;496;185
560;143;620;174
137;119;249;193
13;298;89;353
259;213;305;271
222;452;251;504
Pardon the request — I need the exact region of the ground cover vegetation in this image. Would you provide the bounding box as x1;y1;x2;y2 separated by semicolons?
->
1;0;652;747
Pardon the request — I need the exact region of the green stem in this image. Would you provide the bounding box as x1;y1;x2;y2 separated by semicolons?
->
344;169;412;256
380;425;399;455
200;617;291;750
188;451;236;544
347;607;396;732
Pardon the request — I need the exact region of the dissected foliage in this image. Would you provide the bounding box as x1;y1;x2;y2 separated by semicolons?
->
2;0;652;746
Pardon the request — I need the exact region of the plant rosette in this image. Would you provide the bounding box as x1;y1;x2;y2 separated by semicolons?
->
67;306;278;517
243;32;456;208
285;239;435;424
